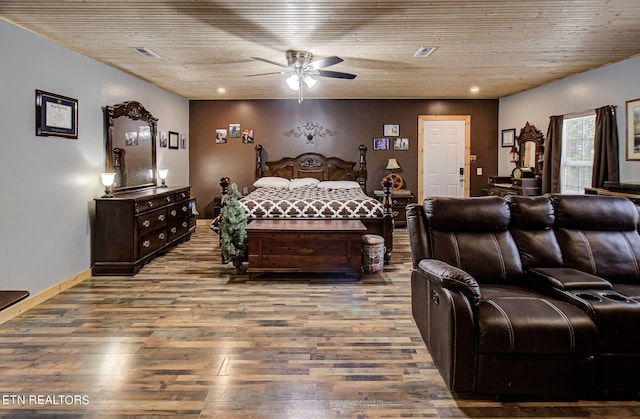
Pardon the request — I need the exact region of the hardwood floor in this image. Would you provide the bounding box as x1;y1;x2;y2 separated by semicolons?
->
1;225;640;417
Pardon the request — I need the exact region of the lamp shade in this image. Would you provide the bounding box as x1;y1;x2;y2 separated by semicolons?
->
285;74;300;91
158;168;169;180
385;158;401;171
100;172;116;187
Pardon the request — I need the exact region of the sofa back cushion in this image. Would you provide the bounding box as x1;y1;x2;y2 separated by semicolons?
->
508;195;563;270
552;194;640;283
424;197;523;284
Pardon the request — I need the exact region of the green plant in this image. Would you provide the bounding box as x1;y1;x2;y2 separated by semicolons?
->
220;183;248;264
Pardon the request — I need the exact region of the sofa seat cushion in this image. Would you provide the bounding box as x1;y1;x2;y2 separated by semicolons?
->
477;285;599;355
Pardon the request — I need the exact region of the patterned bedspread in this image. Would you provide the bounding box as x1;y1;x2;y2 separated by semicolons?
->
240;186;384;218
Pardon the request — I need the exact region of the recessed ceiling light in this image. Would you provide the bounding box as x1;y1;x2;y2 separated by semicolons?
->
131;47;160;59
470;86;480;93
217;87;226;94
413;46;438;58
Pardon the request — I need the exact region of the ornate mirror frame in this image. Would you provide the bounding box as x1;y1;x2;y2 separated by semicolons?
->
105;101;158;192
516;121;545;176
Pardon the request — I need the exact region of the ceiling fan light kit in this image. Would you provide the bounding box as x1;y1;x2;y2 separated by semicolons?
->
248;49;357;103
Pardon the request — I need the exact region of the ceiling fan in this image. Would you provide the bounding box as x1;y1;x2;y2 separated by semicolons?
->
246;50;357;103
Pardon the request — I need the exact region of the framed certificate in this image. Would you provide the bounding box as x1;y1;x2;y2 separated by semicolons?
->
35;90;78;139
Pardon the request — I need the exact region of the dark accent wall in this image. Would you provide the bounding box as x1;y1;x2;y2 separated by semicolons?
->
190;99;499;218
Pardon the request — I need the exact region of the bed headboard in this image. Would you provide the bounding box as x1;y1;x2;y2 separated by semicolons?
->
254;144;368;192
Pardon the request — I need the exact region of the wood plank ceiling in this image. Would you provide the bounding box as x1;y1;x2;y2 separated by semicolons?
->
2;1;640;100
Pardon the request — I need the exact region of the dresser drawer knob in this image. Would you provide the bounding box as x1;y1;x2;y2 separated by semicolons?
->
158;214;165;221
142;220;150;228
159;233;165;240
171;227;177;233
142;240;150;248
182;222;188;228
147;201;154;207
171;210;177;216
166;197;171;202
182;205;188;212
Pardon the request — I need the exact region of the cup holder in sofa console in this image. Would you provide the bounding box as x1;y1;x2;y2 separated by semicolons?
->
575;293;603;302
602;293;631;303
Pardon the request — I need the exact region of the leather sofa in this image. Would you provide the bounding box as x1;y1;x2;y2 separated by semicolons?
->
407;194;640;397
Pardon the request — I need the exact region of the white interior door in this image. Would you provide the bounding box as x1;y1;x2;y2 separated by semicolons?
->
418;116;470;202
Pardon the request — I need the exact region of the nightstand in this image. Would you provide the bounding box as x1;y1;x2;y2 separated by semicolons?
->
373;189;415;227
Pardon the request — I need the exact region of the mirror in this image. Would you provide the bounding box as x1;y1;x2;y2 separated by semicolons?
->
105;101;157;191
516;122;544;175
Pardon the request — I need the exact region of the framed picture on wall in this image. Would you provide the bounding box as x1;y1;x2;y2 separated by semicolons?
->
501;128;516;147
229;123;241;138
168;131;179;149
626;98;640;161
35;89;78;139
373;137;389;150
159;130;167;148
383;124;399;137
393;137;409;151
215;129;227;143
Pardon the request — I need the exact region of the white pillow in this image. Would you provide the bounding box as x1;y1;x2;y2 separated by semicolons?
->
316;180;361;189
253;176;290;189
289;178;320;189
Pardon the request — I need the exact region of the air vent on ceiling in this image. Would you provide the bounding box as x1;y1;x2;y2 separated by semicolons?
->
131;47;160;59
413;46;438;58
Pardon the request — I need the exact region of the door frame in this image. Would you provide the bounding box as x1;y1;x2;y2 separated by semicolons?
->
417;115;471;203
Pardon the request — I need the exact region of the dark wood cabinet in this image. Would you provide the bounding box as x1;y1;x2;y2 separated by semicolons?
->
373;190;415;226
487;176;541;197
93;186;196;275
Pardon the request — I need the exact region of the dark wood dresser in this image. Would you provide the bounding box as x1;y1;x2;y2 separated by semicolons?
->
487;176;541;197
93;186;196;275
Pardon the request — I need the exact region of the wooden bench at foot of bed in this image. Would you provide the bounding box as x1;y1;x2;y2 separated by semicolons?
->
246;219;367;279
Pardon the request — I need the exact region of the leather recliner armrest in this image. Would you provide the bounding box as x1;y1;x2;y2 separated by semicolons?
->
527;267;613;290
417;259;481;306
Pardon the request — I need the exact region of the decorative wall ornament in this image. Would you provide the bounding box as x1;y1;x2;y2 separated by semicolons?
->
283;121;337;144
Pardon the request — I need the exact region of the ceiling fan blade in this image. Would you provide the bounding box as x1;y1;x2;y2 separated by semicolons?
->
316;69;357;79
309;56;343;69
245;71;287;77
250;56;289;68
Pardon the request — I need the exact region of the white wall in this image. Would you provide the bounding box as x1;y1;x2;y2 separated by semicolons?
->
498;55;640;179
0;20;189;295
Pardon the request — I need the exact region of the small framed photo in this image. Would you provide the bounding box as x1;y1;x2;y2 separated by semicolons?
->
35;89;78;139
501;128;516;147
180;133;187;149
383;124;400;137
242;129;254;143
626;98;640;161
138;125;151;141
393;137;410;151
168;131;179;149
159;130;167;148
373;137;389;151
215;129;227;143
229;123;241;138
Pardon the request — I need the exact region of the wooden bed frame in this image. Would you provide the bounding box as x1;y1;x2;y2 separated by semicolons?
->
220;144;395;263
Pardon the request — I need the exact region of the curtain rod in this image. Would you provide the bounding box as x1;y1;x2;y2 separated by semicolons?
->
562;105;617;118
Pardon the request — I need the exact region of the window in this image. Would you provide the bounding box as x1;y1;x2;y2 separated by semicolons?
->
561;113;595;194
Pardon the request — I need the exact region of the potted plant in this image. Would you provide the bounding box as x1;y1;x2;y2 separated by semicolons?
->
220;183;248;271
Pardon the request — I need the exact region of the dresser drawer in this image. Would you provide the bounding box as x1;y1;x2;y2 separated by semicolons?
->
135;194;174;213
168;202;190;222
175;190;190;202
138;230;167;258
168;220;190;241
392;196;413;206
136;208;167;233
